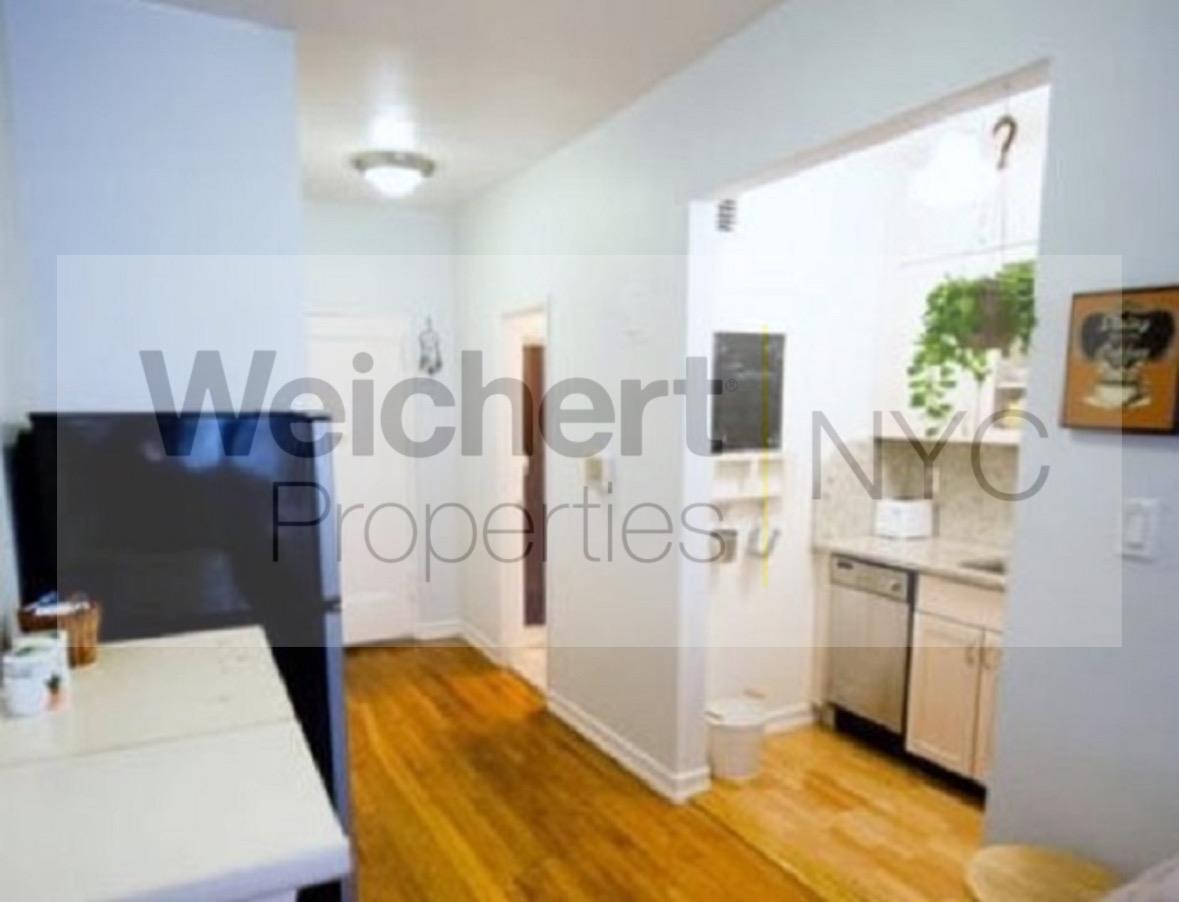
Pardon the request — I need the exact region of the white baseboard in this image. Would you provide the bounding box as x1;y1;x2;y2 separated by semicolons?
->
412;619;463;641
547;690;710;804
460;621;507;666
765;701;815;734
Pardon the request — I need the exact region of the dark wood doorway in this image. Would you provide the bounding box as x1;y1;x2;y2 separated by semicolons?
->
522;344;546;626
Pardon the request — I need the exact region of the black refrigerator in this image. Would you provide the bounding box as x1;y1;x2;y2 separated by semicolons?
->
7;412;352;900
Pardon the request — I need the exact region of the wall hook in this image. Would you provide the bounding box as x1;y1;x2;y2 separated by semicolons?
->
993;114;1018;170
418;316;443;375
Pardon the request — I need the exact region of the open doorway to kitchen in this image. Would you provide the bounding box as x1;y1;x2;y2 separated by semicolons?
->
500;307;549;690
685;68;1050;899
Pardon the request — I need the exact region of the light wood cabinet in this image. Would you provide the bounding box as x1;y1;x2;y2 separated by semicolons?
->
919;574;1006;633
906;610;1004;783
906;612;983;776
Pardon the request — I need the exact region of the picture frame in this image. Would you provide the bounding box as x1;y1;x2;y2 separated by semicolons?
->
1062;285;1179;433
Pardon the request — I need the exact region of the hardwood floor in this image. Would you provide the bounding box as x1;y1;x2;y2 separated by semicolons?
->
345;642;982;900
696;727;983;902
345;642;816;900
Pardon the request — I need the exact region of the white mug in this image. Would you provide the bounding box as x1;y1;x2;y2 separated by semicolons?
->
4;674;51;718
3;635;63;719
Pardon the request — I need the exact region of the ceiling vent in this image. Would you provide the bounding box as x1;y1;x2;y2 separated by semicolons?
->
717;198;737;233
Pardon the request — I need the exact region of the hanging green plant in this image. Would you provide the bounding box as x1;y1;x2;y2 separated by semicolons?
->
907;260;1036;435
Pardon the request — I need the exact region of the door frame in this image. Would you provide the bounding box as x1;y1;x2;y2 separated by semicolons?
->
497;305;549;684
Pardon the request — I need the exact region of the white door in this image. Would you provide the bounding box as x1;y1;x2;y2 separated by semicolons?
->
306;316;418;645
905;611;983;777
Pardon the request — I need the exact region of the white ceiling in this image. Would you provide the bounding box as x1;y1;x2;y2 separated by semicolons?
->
147;0;782;208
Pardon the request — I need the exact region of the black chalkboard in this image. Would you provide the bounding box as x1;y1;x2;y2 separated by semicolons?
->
711;331;785;453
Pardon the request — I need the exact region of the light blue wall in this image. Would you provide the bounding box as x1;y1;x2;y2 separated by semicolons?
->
2;0;304;410
0;0;20;633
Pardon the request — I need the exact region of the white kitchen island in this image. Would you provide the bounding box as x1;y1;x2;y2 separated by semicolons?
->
0;627;351;901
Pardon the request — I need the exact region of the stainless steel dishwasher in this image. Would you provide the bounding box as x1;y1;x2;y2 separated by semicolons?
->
826;555;914;735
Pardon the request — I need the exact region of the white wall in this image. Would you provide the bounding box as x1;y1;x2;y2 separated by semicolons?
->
305;202;454;258
303;201;460;628
457;0;1179;869
456;249;692;786
2;0;304;411
702;154;891;718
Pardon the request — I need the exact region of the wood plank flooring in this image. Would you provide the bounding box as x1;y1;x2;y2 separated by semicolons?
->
345;642;982;900
345;642;815;900
697;727;983;901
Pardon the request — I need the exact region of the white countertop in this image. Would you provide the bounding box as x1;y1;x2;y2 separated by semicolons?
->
0;627;293;769
0;627;351;901
816;535;1009;590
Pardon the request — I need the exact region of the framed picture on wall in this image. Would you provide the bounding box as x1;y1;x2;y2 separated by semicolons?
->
1062;285;1179;433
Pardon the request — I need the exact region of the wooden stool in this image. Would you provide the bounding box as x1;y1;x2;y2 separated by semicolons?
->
966;844;1120;902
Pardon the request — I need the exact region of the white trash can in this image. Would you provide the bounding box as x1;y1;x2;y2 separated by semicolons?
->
706;697;767;782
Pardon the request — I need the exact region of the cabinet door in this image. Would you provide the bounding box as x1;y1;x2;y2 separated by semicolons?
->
906;612;983;777
972;630;1003;783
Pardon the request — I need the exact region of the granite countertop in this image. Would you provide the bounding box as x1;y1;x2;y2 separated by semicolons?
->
816;535;1009;591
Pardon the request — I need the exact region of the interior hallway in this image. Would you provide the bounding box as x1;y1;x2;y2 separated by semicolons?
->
345;643;981;900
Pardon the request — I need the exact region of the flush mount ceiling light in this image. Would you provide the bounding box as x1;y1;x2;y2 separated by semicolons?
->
351;150;436;199
369;112;418;151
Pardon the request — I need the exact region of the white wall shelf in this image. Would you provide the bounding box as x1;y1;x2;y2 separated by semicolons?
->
712;451;785;505
712;491;783;505
712;450;784;463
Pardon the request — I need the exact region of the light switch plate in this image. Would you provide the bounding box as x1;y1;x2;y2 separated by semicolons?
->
1121;498;1161;560
584;454;613;490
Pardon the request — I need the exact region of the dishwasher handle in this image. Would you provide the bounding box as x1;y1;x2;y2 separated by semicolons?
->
830;555;913;602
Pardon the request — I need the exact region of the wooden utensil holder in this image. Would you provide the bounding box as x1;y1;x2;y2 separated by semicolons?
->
18;599;102;667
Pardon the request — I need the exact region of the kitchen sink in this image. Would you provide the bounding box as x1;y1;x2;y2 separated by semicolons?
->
961;557;1008;575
